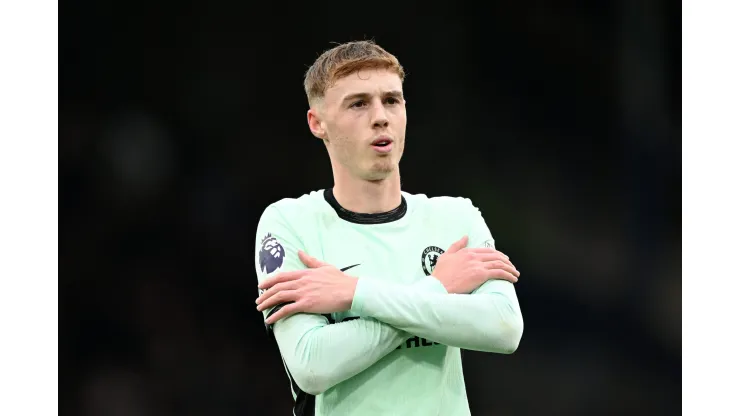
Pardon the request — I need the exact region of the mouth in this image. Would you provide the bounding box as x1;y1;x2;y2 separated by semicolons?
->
371;137;394;153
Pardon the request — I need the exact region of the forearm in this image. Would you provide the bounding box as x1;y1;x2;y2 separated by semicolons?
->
274;313;407;395
351;277;524;353
273;278;447;395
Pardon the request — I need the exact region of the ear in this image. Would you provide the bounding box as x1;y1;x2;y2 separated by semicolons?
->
307;108;327;140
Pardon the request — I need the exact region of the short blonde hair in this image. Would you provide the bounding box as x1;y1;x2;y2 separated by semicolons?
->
304;40;405;106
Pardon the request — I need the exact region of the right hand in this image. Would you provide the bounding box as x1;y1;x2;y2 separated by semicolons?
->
431;236;520;294
256;251;359;324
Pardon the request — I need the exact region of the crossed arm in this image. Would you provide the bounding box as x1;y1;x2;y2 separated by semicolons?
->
266;277;451;395
254;206;524;396
257;251;523;395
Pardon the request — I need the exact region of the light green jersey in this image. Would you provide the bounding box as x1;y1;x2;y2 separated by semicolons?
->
254;189;523;416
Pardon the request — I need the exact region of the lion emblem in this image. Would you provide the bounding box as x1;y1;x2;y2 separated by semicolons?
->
259;233;285;274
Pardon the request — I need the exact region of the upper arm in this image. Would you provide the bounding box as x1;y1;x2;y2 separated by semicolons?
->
462;199;523;350
254;204;331;331
463;199;522;312
463;198;496;250
254;205;333;389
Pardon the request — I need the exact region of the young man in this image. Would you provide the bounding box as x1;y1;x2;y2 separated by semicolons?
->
254;40;523;416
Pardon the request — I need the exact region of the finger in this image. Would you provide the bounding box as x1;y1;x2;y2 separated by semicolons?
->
484;260;520;278
256;280;300;305
257;290;298;312
258;270;306;289
265;302;301;325
468;248;509;260
475;252;515;267
447;236;469;253
488;268;519;283
299;250;328;268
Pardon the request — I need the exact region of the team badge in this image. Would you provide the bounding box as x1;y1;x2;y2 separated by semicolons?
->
421;246;445;276
259;233;285;274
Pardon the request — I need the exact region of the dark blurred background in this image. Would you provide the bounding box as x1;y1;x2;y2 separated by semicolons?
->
60;1;680;415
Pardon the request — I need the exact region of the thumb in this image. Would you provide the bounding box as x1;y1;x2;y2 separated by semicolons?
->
298;250;326;268
447;236;469;253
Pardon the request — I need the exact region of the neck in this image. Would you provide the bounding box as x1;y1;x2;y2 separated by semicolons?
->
332;169;402;214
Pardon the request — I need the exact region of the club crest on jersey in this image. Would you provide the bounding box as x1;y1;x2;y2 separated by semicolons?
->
259;233;285;275
421;246;445;276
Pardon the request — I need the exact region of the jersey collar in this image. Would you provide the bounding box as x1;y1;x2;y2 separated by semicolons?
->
323;188;407;224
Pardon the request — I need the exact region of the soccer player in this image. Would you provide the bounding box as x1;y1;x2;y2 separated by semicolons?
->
254;40;523;416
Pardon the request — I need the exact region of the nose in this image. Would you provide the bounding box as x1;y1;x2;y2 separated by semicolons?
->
370;101;389;129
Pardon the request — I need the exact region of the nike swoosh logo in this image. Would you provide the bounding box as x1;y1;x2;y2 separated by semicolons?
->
340;264;360;272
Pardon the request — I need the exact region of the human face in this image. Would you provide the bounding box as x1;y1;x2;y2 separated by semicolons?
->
309;68;407;181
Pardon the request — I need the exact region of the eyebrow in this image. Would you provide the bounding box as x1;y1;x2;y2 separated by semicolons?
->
341;90;404;104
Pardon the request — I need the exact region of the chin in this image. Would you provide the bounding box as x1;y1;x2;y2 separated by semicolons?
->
363;163;396;181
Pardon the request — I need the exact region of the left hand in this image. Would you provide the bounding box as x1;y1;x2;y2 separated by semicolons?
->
256;251;359;324
432;236;520;294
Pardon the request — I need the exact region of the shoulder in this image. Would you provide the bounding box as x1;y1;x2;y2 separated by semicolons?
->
403;191;479;216
258;189;329;225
